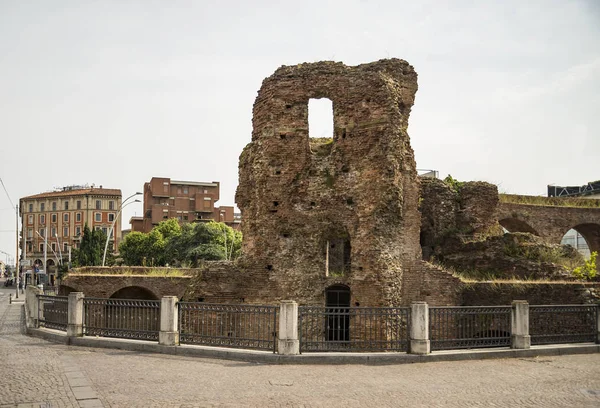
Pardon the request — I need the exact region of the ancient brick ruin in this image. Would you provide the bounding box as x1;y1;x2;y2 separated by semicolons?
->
236;59;425;307
63;58;600;307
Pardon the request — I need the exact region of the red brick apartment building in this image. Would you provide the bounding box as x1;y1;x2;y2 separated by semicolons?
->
19;185;122;274
130;177;238;233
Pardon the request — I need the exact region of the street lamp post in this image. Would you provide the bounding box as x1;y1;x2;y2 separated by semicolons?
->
102;193;141;267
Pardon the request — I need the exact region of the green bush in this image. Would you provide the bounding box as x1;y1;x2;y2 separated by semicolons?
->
572;251;597;280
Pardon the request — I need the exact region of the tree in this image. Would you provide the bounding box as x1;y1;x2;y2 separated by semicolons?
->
73;224;107;266
118;231;150;266
119;219;242;267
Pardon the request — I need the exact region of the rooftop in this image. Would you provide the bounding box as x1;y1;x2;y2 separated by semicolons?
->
21;187;122;200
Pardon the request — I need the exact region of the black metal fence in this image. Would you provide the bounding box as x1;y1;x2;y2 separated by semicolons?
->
178;302;278;352
530;305;597;345
83;298;161;341
298;306;410;352
33;292;599;353
429;306;512;350
37;294;68;331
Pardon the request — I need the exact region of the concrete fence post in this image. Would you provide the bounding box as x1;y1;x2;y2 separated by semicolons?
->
410;302;430;355
159;296;179;346
67;292;84;337
25;286;42;328
278;300;299;355
511;300;530;349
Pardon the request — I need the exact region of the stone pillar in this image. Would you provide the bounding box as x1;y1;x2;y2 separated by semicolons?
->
67;292;84;337
596;305;600;344
410;302;430;355
511;300;530;349
159;296;179;346
278;300;299;355
25;286;42;328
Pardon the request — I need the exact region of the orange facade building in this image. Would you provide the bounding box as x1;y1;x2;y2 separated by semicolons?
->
131;177;238;233
19;185;122;274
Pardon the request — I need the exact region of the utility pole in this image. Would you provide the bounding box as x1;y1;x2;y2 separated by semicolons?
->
14;205;19;299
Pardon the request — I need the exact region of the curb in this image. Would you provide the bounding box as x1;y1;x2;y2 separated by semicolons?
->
26;326;600;365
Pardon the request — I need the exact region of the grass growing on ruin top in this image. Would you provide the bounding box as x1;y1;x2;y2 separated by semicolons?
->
68;268;190;277
499;194;600;208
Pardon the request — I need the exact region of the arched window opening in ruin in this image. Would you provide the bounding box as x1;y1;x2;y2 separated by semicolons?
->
325;284;350;342
498;218;539;236
308;98;334;139
561;224;600;260
109;286;159;300
325;235;351;277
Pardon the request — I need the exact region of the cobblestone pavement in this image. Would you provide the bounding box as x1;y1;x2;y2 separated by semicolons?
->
1;283;600;407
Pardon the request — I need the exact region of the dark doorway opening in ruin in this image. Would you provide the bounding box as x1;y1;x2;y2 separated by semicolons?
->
326;284;350;342
326;236;351;277
308;98;333;139
110;286;159;300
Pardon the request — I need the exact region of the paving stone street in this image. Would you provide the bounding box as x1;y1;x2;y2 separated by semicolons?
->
1;283;600;407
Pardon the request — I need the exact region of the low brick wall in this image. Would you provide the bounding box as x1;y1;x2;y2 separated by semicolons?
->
462;282;600;305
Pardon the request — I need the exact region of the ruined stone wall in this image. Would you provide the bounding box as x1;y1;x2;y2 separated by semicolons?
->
496;202;600;255
401;261;463;306
462;282;600;305
60;275;191;299
236;59;421;307
419;178;500;261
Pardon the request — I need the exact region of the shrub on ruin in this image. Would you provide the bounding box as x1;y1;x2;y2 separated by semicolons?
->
572;251;597;281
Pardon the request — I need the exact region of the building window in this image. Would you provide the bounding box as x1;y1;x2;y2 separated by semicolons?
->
63;243;68;252
39;214;45;224
28;215;33;224
27;243;32;252
183;215;188;220
40;203;45;211
76;226;81;236
28;203;33;212
39;228;45;237
96;200;101;210
108;213;115;222
76;212;81;222
51;213;57;223
102;227;107;235
77;200;81;210
27;228;33;238
40;243;44;252
64;201;69;210
51;227;56;237
51;243;56;251
63;213;69;222
177;187;182;194
109;201;115;210
183;187;188;194
63;227;68;237
95;213;101;222
52;202;57;211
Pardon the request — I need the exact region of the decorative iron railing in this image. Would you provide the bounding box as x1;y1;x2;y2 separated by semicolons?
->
298;306;410;352
178;302;278;352
83;298;161;341
429;306;512;350
37;294;68;331
530;305;597;345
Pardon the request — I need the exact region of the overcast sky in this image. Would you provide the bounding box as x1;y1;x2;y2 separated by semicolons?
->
1;0;599;262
